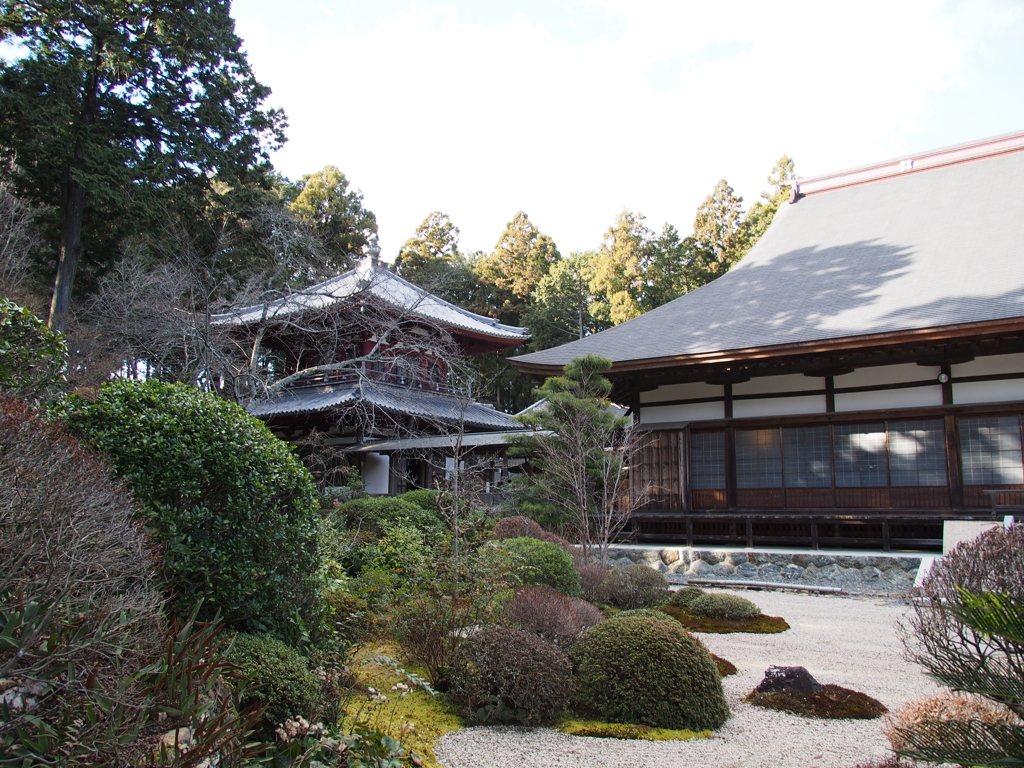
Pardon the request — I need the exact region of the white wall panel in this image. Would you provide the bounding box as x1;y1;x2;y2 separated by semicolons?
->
733;395;826;418
952;353;1024;378
734;374;822;396
953;379;1024;405
835;386;943;412
640;381;721;403
640;401;724;424
362;452;390;494
835;363;938;387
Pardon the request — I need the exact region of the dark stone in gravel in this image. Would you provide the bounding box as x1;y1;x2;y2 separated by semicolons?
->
755;665;824;694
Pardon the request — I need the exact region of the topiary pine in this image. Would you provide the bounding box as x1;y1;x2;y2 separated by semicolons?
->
493;536;582;597
63;380;321;640
338;495;446;544
666;586;706;610
571;615;730;730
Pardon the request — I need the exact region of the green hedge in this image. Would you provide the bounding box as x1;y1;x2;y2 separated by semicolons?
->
338;495;446;543
63;381;321;639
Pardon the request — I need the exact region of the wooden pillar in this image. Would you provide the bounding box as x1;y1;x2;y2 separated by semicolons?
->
724;382;734;419
825;375;836;413
725;427;737;510
945;413;963;510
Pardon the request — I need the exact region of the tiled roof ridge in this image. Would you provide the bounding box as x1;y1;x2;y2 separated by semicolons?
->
793;128;1024;200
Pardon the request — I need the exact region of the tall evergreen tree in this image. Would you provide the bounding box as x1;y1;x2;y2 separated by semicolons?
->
690;179;745;283
0;0;286;331
590;210;653;325
735;155;797;261
286;166;377;272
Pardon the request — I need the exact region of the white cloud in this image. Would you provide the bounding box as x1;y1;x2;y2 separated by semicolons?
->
234;0;1011;259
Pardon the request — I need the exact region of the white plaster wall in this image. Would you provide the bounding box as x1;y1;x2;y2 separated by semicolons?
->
733;395;827;418
952;353;1024;378
362;452;391;495
835;363;939;388
953;379;1024;405
640;381;721;403
733;374;822;396
640;401;724;424
835;386;943;412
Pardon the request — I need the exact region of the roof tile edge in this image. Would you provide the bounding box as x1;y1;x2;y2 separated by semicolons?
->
793;128;1024;199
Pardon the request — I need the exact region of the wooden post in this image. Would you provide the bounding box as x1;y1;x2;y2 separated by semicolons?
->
810;517;819;550
945;413;963;510
686;516;694;548
746;518;753;548
725;427;737;510
882;519;892;552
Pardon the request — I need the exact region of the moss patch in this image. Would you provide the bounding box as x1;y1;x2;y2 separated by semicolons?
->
558;720;712;741
711;653;737;677
660;606;789;634
344;642;463;768
745;684;887;720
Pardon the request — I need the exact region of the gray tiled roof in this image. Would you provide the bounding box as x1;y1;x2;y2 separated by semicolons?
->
212;258;528;342
248;379;524;431
512;140;1024;369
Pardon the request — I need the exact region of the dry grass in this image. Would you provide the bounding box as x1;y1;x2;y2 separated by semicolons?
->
745;684;887;720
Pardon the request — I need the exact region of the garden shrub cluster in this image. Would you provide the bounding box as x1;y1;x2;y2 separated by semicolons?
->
0;298;67;401
492;536;582;597
492;514;544;540
339;495;446;544
571;615;729;730
598;563;670;609
63;380;322;639
449;626;572;726
883;692;1021;753
666;586;705;610
578;564;611;603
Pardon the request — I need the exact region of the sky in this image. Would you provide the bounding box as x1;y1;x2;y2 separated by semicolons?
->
232;0;1024;260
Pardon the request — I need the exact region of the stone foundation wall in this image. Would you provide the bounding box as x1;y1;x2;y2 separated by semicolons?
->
605;547;922;593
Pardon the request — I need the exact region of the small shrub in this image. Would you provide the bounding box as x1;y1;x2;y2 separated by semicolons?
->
492;515;544;540
578;564;611;603
883;692;1021;753
567;597;606;634
598;564;669;609
507;586;604;647
666;586;705;610
322;587;371;643
363;524;428;578
538;529;574;553
493;537;582;597
225;632;323;736
689;593;761;621
449;626;572;726
63;380;322;639
0;298;67;401
746;684;887;720
398;488;450;515
339;496;446;543
571;616;729;730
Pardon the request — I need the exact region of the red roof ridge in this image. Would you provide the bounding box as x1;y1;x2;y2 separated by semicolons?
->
792;128;1024;200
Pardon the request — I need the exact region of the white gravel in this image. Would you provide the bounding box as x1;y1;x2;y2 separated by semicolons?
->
435;590;942;768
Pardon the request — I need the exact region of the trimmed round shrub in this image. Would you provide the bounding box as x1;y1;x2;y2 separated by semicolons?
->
493;514;544;540
571;616;729;730
339;495;446;543
398;488;450;515
63;380;321;638
883;692;1021;752
578;564;611;603
507;586;604;647
322;587;371;643
493;537;582;597
666;586;706;610
0;298;67;401
598;564;670;609
225;632;322;736
449;626;572;725
690;593;761;621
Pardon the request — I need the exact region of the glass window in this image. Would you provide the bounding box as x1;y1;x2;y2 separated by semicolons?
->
960;416;1024;485
783;426;832;487
736;429;782;488
690;432;725;489
834;423;888;487
889;420;947;487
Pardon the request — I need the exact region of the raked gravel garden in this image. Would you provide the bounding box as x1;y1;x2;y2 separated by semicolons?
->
437;589;942;768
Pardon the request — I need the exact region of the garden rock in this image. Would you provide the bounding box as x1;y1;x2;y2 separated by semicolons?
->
688;559;714;577
755;665;823;694
781;564;805;581
757;563;782;580
735;562;758;579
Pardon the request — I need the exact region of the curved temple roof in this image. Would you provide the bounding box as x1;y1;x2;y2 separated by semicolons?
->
212;257;529;343
512;130;1024;374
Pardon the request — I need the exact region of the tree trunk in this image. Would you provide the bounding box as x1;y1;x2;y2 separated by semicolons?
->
48;177;85;333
